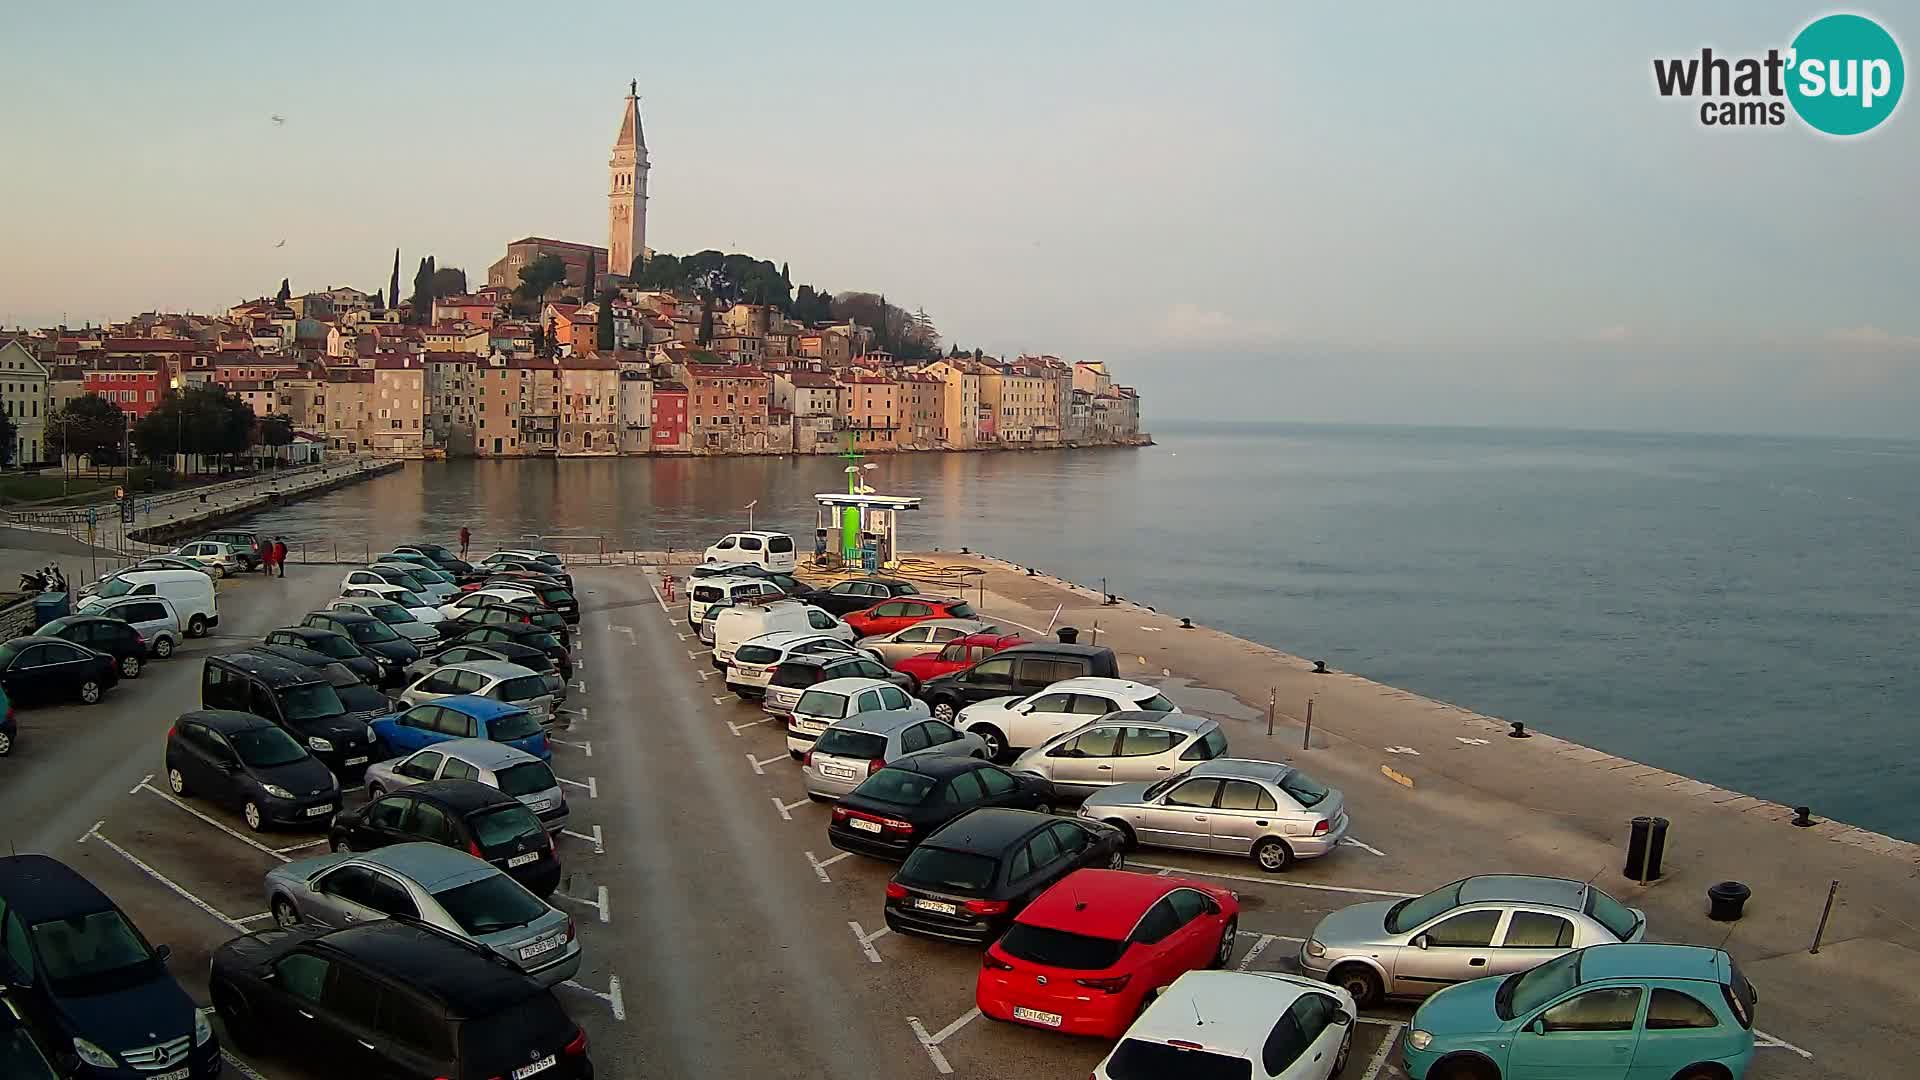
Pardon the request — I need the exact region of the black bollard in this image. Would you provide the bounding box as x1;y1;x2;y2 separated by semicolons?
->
1707;881;1750;922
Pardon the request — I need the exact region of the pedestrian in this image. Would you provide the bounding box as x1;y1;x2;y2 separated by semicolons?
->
261;538;277;577
459;526;471;559
273;537;288;578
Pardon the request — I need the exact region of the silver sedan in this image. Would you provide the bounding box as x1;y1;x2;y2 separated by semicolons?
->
264;841;581;986
1078;756;1347;871
854;619;998;665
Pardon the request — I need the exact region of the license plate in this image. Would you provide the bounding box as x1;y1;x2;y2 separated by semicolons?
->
512;1056;556;1079
1012;1006;1063;1027
529;799;554;812
305;804;332;817
821;764;856;779
850;818;883;834
156;1069;190;1080
795;719;825;733
345;755;369;766
507;851;540;868
519;936;563;960
915;898;959;915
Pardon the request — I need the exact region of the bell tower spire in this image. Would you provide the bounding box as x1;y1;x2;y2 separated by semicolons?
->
609;81;649;280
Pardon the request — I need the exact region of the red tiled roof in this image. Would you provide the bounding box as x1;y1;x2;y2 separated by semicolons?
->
788;372;840;389
684;364;768;380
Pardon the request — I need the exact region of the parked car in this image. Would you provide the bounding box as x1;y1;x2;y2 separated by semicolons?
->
0;689;14;756
208;920;591;1078
496;580;578;624
1402;944;1755;1080
443;624;572;679
330;595;441;644
123;555;215;579
808;576;921;616
336;580;446;625
394;541;473;575
829;754;1056;860
264;626;382;686
367;562;457;603
844;596;980;638
0;854;221;1078
0;635;119;705
164;710;341;831
169;540;246;578
78;568;218;638
466;562;571;592
0;993;59;1079
342;565;448;604
1300;874;1650;1007
38;614;148;679
959;677;1178;761
696;601;731;645
786;675;926;757
264;842;580;986
725;630;857;698
253;644;395;717
689;576;784;625
978;869;1240;1038
1015;710;1228;796
702;530;798;572
441;585;542;618
920;642;1122;721
329;779;561;897
440;601;573;650
203;652;381;776
765;651;911;719
883;808;1126;944
802;713;987;800
199;529;265;570
1078;753;1349;873
371;695;552;762
708;565;821;602
856;618;998;666
713;601;852;669
406;641;566;704
399;660;557;724
1091;970;1356;1080
893;632;1029;692
71;594;184;658
301;610;420;684
364;738;569;834
480;548;569;577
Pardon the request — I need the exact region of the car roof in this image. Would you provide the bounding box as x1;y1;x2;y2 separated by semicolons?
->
179;709;275;733
40;614;119;631
744;629;829;649
451;641;544;661
925;807;1051;853
435;660;538;680
311;921;536;1016
998;642;1114;660
953;632;1021;646
1189;758;1290;782
217;650;329;686
428;737;542;770
0;854;117;921
352;842;499;891
1577;943;1729;984
1092;709;1214;734
882;753;983;780
273;626;343;641
428;694;529;719
697;575;771;588
881;618;981;635
1127;971;1324;1058
1459;874;1589;910
810;676;891;695
405;778;522;812
316;609;380;624
1047;677;1158;696
254;642;333;668
833;710;922;734
1017;868;1187;940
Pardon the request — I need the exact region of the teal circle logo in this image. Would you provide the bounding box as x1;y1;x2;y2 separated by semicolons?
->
1787;14;1904;135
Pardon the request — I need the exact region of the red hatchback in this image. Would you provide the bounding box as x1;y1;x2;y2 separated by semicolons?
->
976;869;1238;1039
893;632;1028;688
844;597;979;638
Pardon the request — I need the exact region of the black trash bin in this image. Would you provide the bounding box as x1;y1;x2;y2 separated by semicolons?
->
1056;627;1079;644
1624;816;1669;882
1707;881;1751;922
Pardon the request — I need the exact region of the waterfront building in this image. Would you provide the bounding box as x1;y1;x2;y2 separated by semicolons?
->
558;354;620;456
47;364;88;416
1073;360;1112;395
896;372;947;449
846;373;899;450
679;363;770;452
920;359;982;450
473;360;528;458
0;339;51;464
649;380;689;453
317;370;374;453
369;356;427;457
81;359;165;419
619;370;652;455
427;354;480;455
433;295;498;328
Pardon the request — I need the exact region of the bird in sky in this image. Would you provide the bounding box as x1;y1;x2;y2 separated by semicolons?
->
274;239;286;248
269;114;285;125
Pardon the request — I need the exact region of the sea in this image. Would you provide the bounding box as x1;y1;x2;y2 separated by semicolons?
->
246;422;1920;842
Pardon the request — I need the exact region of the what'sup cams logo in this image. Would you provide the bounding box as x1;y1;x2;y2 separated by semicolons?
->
1654;12;1904;134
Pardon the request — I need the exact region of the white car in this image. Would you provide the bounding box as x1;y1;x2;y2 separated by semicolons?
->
340;566;452;604
340;582;445;623
171;540;246;578
438;585;541;619
1092;970;1355;1080
702;531;798;573
725;630;859;697
330;594;442;644
956;677;1180;761
713;601;854;668
786;676;927;757
368;561;458;602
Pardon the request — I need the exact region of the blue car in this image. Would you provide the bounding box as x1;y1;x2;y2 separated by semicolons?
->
370;694;551;761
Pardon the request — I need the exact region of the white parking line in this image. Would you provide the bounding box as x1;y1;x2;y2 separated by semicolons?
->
558;976;627;1021
80;822;249;933
906;1008;980;1075
610;624;637;639
222;1050;274;1080
699;669;718;680
1129;861;1419;898
1342;838;1388;857
138;782;292;863
274;838;327;854
557;775;599;798
728;716;775;736
805;849;851;883
746;752;786;775
1358;1020;1405;1080
560;826;605;854
677;632;689;641
713;695;730;706
572;679;587;693
551;738;593;756
235;912;276;925
848;920;890;963
770;796;811;821
1238;934;1277;971
552;885;611;923
1756;1030;1814;1059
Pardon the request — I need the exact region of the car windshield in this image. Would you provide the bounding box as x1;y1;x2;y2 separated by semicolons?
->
383;570;428;590
310;635;359;659
487;709;542;742
898;845;998;891
770;663;821;689
525;632;561;651
853;768;939;805
344;619;399;643
796;690;849;719
999;923;1130;969
1142;777;1180;800
337;685;390;713
432;874;548;935
497;675;549;703
816;728;887;758
0;643;19;667
1104;1040;1252;1080
282;682;347;721
1136;692;1177;713
394;588;431;605
1279;769;1331;807
319;663;360;688
540;589;571;604
28;911;157;993
497;761;558;797
231;726;308;768
1498;949;1581;1019
735;644;783;665
1585;886;1642;941
1386;880;1463;934
945;601;977;618
97;577;135;597
470;805;545;852
895;583;918;595
692;586;723;603
527;611;563;629
369;603;416;624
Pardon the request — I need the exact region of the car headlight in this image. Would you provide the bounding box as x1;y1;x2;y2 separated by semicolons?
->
308;736;335;752
194;1007;214;1046
1407;1029;1434;1051
263;784;295;799
364;724;377;743
73;1037;117;1068
1305;938;1327;958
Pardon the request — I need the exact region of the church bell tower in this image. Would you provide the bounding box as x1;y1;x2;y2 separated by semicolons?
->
608;81;649;280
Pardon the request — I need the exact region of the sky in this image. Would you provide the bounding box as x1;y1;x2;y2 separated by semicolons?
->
2;1;1916;435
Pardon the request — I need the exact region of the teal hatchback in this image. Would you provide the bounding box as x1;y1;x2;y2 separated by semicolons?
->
1403;943;1756;1080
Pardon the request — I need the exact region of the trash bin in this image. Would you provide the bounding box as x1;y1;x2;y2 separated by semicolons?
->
1624;816;1669;882
1707;881;1751;922
32;592;70;628
1056;627;1080;644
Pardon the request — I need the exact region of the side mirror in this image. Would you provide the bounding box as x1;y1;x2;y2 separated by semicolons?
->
154;944;172;964
1528;1018;1546;1035
1412;934;1431;950
219;758;240;772
1331;1008;1351;1027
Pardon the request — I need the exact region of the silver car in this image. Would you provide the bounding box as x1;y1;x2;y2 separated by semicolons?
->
727;631;858;696
364;737;569;834
399;660;556;723
802;713;988;799
330;596;441;644
786;676;926;757
406;644;567;704
1013;710;1227;796
854;618;997;665
1078;756;1348;872
1298;874;1650;1007
264;841;581;986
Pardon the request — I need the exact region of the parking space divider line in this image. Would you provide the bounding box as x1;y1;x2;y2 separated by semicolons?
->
274;838;326;854
221;1050;274;1080
572;680;587;693
1129;860;1419;898
848;920;889;963
235;912;275;925
551;885;611;923
729;716;774;736
1342;837;1388;857
1358;1019;1405;1080
805;849;851;883
129;772;153;795
747;752;786;775
699;670;717;681
139;783;292;863
1237;933;1276;971
558;976;627;1022
557;775;598;798
770;796;810;821
551;738;594;756
906;1017;954;1075
80;823;249;933
1755;1030;1814;1059
560;826;605;855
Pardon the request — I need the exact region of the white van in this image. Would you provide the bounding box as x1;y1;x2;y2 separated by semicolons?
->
82;594;187;657
688;576;784;626
703;531;798;573
79;568;218;637
713;601;855;668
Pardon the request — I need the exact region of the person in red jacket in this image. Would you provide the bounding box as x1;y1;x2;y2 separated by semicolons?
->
459;526;471;558
272;538;288;577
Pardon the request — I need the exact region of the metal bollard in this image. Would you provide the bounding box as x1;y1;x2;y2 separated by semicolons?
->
1810;880;1839;953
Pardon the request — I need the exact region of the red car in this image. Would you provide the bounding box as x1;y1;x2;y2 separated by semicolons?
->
844;596;980;637
976;869;1239;1039
893;632;1029;689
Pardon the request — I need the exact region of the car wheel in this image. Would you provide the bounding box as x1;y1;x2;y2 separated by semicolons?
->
187;615;208;637
1033;803;1054;817
167;767;189;796
153;636;175;658
120;654;141;678
1431;1057;1499;1080
1104;820;1137;850
1671;1069;1728;1080
0;730;11;757
271;897;300;928
973;725;1007;761
1254;837;1294;873
931;700;956;721
212;982;259;1054
1334;1030;1352;1076
330;837;352;853
78;679;102;704
1106;848;1125;869
367;783;385;800
1331;963;1383;1009
243;801;264;832
1213;917;1238;969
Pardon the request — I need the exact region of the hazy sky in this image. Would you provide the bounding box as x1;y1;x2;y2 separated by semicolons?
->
3;2;1915;435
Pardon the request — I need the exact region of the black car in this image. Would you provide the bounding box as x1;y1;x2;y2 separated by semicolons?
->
301;611;419;683
0;635;120;706
330;779;561;897
485;578;579;623
0;854;221;1078
441;603;572;650
38;615;149;680
830;755;1056;861
254;643;393;713
445;625;573;679
398;541;473;576
209;921;591;1080
809;576;921;616
0;994;59;1079
480;562;574;591
265;627;383;686
203;652;380;777
882;807;1124;945
919;642;1122;721
164;710;340;831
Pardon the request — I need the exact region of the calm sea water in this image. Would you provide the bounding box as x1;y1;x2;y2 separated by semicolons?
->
249;423;1920;840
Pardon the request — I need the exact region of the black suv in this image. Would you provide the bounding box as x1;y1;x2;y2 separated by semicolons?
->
203;652;379;777
0;854;220;1078
210;920;592;1080
254;643;394;716
300;611;419;684
920;643;1121;720
883;808;1125;944
330;780;561;897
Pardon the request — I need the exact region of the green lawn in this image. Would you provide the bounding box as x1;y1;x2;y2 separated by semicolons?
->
0;472;123;506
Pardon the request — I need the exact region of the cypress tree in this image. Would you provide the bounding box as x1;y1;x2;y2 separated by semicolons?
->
389;249;401;314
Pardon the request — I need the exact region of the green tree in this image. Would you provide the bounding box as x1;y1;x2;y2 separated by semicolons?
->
513;254;569;310
429;266;467;298
389;249;401;313
0;409;16;466
596;295;617;352
276;278;291;303
48;394;127;472
409;256;438;321
259;413;295;464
